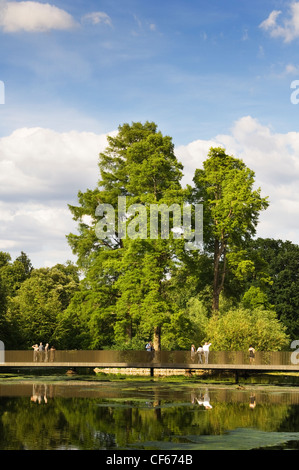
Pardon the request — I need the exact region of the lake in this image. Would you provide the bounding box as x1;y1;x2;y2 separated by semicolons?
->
1;375;299;451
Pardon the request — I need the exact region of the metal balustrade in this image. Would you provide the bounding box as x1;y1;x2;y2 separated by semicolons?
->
1;349;298;367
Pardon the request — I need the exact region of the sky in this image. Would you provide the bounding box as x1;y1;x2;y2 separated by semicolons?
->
1;0;299;268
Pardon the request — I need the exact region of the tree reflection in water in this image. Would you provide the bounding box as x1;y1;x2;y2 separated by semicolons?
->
0;381;299;450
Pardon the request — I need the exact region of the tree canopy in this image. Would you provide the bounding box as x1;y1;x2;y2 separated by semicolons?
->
191;147;269;311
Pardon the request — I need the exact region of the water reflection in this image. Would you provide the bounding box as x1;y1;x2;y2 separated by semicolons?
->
0;381;299;450
191;388;213;409
30;384;49;404
249;393;256;410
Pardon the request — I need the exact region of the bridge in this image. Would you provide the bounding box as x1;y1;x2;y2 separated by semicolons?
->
1;350;299;381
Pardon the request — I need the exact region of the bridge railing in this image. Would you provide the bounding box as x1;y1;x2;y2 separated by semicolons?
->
2;349;297;366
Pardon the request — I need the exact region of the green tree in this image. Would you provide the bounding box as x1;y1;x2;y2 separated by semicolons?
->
7;263;79;348
67;121;185;350
55;253;119;349
191;147;269;311
0;252;11;323
0;251;33;346
246;238;299;339
207;306;289;351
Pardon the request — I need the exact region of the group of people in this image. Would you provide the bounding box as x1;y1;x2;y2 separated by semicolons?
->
191;343;256;364
32;342;56;362
191;342;212;364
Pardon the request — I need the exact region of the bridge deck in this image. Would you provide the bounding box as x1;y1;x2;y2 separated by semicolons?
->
1;350;299;374
1;362;299;372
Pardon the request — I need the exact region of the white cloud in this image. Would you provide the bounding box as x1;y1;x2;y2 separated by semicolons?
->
284;63;299;75
260;3;299;42
0;127;110;201
0;127;114;266
260;10;282;31
0;1;113;34
0;200;77;266
81;11;112;27
177;115;299;188
0;1;77;33
175;138;219;187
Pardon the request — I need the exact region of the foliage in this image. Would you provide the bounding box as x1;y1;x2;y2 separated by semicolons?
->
246;238;299;339
206;306;289;351
6;262;79;348
191;147;269;310
66;121;185;350
0;251;33;346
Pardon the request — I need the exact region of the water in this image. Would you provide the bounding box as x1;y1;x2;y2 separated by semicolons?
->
1;377;299;450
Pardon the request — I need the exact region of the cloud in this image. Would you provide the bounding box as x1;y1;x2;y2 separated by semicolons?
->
176;116;299;244
0;127;114;266
260;3;299;42
0;127;111;201
81;12;112;27
0;1;77;33
177;115;299;189
284;63;299;75
0;196;74;266
260;10;282;31
0;1;113;34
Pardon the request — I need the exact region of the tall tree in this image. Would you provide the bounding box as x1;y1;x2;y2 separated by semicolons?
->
191;147;269;311
67;122;185;350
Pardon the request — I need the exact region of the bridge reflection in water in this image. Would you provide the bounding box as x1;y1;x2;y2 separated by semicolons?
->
1;350;299;376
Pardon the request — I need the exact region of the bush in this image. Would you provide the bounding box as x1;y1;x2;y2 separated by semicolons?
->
206;306;289;351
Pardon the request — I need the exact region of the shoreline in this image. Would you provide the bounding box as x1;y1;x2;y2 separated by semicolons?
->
1;368;299;390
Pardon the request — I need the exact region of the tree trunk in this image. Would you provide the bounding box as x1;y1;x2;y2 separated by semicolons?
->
213;239;220;311
153;326;161;351
212;238;227;311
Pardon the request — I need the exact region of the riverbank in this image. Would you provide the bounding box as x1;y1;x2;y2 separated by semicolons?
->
1;367;299;386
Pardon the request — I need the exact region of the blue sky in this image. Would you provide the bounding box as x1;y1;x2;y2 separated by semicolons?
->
2;0;298;143
1;0;299;267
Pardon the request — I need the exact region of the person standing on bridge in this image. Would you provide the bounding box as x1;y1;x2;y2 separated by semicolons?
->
203;342;212;364
44;343;49;362
248;345;255;364
191;344;196;362
145;341;154;361
38;342;44;362
49;346;56;362
146;341;153;352
196;345;203;364
32;344;38;362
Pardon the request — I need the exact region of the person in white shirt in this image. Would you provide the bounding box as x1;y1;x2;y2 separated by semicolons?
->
203;342;212;364
196;346;203;364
